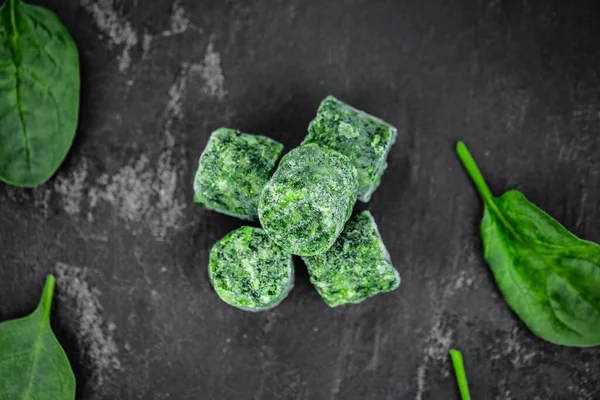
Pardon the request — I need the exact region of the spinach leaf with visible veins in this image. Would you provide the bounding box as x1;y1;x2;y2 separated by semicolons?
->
0;0;80;187
0;275;76;399
457;141;600;347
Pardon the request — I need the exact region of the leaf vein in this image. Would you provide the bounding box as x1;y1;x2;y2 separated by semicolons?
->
21;322;47;400
20;67;62;130
15;67;31;173
0;350;31;363
24;37;58;67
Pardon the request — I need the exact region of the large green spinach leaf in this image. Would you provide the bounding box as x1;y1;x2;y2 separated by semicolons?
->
457;142;600;347
0;275;76;399
0;0;79;187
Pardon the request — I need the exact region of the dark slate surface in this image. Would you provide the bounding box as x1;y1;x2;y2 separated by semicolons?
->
1;0;599;398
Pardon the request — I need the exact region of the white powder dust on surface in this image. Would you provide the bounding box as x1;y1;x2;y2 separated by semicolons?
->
141;33;153;59
199;40;227;101
0;185;51;217
80;0;138;72
415;364;426;400
567;362;593;400
161;0;191;36
140;1;198;63
554;103;600;165
85;67;194;240
55;262;121;387
51;69;193;240
46;40;227;240
88;155;154;224
415;313;454;399
54;158;89;215
33;186;52;216
422;320;453;366
150;150;187;239
452;269;474;290
164;66;188;141
497;379;513;400
415;248;468;399
86;152;186;241
490;326;538;367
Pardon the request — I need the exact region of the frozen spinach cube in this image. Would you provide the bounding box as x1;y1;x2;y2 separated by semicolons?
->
303;210;400;307
259;143;358;256
305;96;397;202
194;128;284;221
209;226;294;312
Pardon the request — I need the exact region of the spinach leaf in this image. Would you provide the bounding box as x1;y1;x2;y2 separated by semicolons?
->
0;275;76;399
449;349;471;400
457;142;600;347
0;0;80;187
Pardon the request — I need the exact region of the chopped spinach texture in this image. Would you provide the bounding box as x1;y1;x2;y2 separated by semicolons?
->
259;143;358;256
194;128;284;221
305;95;396;202
209;226;294;312
303;210;400;306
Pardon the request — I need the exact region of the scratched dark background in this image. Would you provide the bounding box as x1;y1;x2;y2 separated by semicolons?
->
1;0;600;399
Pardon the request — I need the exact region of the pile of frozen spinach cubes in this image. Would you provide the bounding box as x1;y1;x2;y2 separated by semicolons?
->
194;96;400;311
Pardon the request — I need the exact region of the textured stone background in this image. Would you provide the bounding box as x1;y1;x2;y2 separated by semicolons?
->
1;0;599;399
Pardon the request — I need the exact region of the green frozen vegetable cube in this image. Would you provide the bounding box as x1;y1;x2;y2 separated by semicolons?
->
305;95;397;202
259;143;358;256
303;210;400;307
209;226;294;312
194;128;284;221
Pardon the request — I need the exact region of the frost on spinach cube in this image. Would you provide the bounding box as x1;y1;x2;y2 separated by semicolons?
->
194;128;284;221
209;226;294;312
305;95;397;202
259;143;358;256
303;210;400;307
